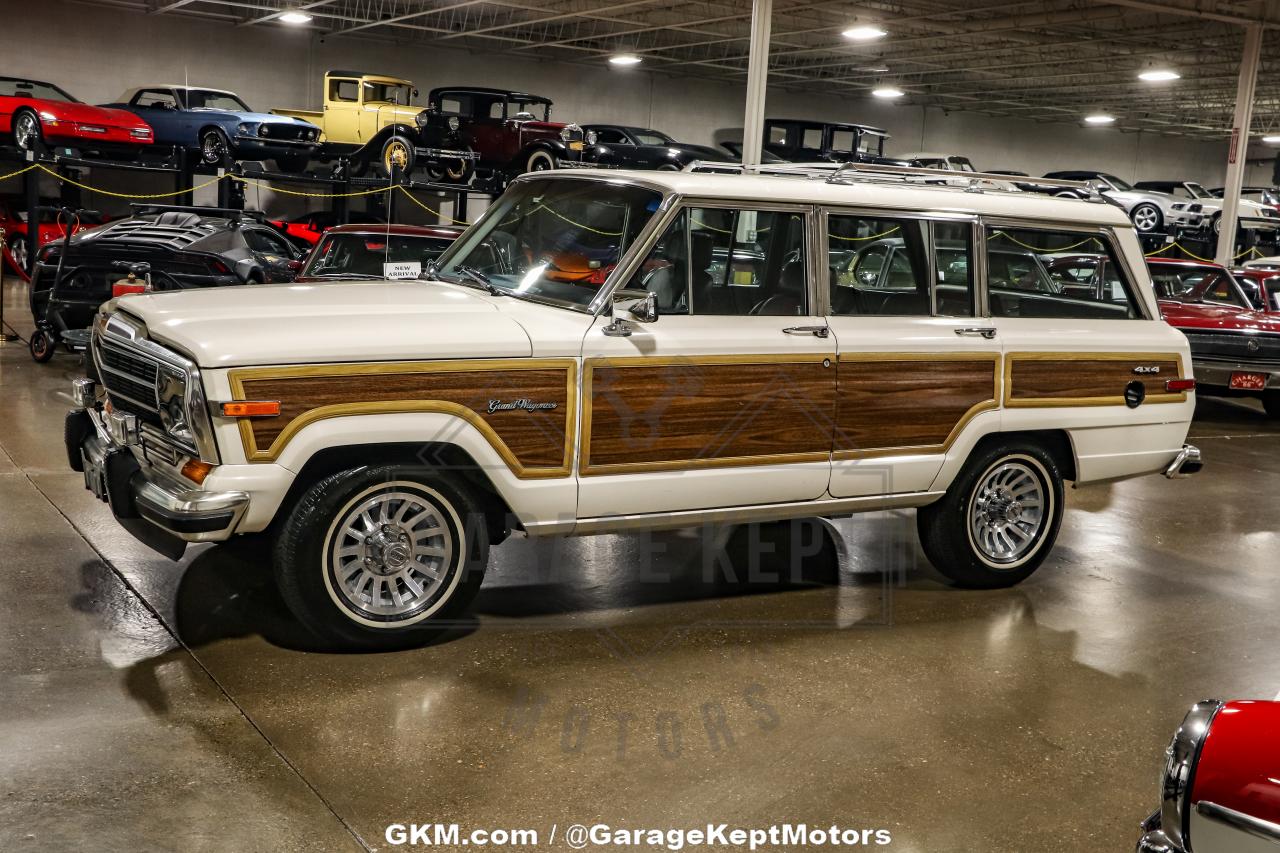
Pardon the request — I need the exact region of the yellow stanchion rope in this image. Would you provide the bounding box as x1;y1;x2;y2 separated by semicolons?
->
1143;241;1264;264
34;164;225;199
0;163;39;182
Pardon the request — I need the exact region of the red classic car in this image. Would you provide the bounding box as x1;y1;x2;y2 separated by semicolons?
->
294;223;464;283
1232;267;1280;314
0;76;153;157
0;196;104;278
1147;257;1280;417
1137;699;1280;853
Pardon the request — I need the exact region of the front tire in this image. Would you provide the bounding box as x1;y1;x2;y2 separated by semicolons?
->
378;136;415;177
29;329;55;363
200;129;230;165
1130;203;1163;234
917;441;1065;588
13;109;42;151
6;234;30;276
272;466;489;649
525;148;557;173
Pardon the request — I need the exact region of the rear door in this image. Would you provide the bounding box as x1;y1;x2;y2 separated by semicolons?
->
823;209;1002;498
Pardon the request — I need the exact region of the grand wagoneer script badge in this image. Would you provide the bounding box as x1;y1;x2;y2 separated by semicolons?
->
487;398;559;414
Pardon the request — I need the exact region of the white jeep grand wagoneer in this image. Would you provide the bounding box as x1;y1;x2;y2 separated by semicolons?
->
67;165;1201;647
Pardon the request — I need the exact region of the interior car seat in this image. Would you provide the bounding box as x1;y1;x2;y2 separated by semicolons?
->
749;259;805;315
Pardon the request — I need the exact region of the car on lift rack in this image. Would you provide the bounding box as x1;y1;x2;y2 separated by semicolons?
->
580;125;733;170
269;210;386;250
0;76;154;158
1042;170;1188;235
1147;256;1280;417
424;86;591;185
1134;179;1278;236
762;118;896;164
273;71;477;181
102;86;321;172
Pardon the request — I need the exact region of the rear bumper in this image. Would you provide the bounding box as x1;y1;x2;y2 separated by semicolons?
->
69;407;248;556
1193;358;1280;391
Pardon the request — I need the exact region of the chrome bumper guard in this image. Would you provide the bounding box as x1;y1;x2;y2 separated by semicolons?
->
74;404;248;551
1135;811;1182;852
1164;444;1203;479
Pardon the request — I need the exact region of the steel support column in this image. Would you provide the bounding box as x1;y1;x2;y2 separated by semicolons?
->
1216;22;1263;266
740;0;772;166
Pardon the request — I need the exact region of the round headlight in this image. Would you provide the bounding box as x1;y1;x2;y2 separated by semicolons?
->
560;127;572;141
1158;700;1223;851
448;115;460;131
237;123;251;136
259;124;271;137
586;130;598;145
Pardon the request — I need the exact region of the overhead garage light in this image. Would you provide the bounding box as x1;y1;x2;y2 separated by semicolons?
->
1084;114;1116;125
1263;135;1280;144
1138;68;1181;82
278;10;313;23
872;85;904;99
843;25;887;41
609;54;643;66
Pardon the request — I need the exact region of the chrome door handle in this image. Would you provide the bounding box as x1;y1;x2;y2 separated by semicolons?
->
954;327;997;339
783;325;830;338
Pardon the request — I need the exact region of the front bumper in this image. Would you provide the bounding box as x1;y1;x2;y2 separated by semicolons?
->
68;406;248;557
1193;358;1280;391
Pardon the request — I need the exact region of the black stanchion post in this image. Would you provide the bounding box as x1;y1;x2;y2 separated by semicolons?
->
177;147;194;207
23;154;38;279
0;224;15;342
334;158;350;224
455;190;468;224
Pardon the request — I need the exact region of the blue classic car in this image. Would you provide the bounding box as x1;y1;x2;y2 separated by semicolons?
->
103;86;321;171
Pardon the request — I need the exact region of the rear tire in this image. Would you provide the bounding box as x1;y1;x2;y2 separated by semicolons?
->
272;465;489;649
200;129;229;165
6;234;30;276
917;440;1065;588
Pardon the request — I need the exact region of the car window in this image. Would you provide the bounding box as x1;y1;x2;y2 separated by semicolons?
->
329;79;359;103
634;131;673;145
1149;267;1247;308
304;234;456;277
801;128;823;150
245;229;293;257
767;126;788;146
986;227;1140;319
437;96;465;115
187;90;252;111
634;207;807;316
827;215;930;316
134;89;178;109
830;130;855;152
595;129;627;144
0;79;77;102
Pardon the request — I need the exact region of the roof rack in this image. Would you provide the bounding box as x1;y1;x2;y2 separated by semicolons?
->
128;203;267;223
683;159;1099;198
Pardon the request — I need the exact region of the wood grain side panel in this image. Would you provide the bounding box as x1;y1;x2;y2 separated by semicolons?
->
1008;355;1183;405
834;357;998;455
583;358;835;473
233;362;573;473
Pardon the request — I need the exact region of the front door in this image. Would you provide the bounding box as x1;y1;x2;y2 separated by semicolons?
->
577;203;836;519
822;210;1002;498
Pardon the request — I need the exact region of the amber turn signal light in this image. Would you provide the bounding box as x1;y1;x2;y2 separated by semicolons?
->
220;401;281;417
181;458;214;484
1165;379;1196;393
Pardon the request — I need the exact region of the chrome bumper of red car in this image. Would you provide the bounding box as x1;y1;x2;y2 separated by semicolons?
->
1193;358;1280;390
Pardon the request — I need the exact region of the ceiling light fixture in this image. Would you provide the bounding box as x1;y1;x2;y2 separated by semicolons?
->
1263;135;1280;144
278;10;313;23
1084;114;1116;125
608;54;643;66
872;85;904;99
1138;69;1180;82
843;25;887;41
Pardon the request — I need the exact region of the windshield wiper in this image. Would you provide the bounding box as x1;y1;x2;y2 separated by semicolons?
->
456;265;507;296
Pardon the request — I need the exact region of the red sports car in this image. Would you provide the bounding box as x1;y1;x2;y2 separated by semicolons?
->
268;210;387;250
0;196;103;278
0;76;153;156
1147;257;1280;416
1137;699;1280;853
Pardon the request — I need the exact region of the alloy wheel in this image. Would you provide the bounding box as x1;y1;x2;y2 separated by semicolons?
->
1132;204;1160;233
8;236;28;273
14;113;38;150
968;460;1048;566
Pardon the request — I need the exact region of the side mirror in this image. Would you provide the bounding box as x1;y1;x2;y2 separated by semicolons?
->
603;290;658;337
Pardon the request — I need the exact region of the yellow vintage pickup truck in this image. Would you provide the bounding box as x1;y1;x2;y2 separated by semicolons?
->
273;69;475;181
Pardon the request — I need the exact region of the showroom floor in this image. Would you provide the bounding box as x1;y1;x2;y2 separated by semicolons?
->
3;288;1279;852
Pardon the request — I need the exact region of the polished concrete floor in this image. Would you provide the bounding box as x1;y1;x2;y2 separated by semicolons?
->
3;294;1280;852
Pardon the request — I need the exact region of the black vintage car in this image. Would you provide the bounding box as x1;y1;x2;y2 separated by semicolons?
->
762;118;893;163
581;125;731;170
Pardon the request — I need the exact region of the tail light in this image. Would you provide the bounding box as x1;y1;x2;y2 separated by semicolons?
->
1166;379;1196;392
208;258;231;275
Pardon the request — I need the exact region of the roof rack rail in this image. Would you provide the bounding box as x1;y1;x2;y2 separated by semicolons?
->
128;203;267;222
685;159;1100;198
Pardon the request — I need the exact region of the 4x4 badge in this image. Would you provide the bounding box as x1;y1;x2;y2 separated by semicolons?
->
1133;365;1162;375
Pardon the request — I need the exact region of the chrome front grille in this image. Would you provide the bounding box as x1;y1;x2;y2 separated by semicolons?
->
94;325;167;428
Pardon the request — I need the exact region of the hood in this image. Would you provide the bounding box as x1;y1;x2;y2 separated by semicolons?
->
58;102;148;129
115;280;534;367
1158;300;1280;333
671;143;732;162
201;110;318;128
517;119;571;134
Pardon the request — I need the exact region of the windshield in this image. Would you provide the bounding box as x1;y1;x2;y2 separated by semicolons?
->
1100;173;1133;191
187;89;251;111
436;178;662;308
508;99;551;120
635;130;675;146
1184;182;1211;199
1149;266;1248;308
364;81;413;105
0;78;77;103
303;232;456;278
